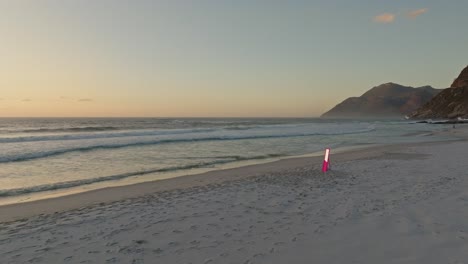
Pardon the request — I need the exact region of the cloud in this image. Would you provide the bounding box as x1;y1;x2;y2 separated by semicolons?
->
78;98;93;102
374;13;395;23
406;8;428;19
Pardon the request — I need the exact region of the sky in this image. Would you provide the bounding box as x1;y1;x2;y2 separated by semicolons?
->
1;0;467;117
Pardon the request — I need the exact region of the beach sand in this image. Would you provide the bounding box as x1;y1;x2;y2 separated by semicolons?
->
0;126;467;263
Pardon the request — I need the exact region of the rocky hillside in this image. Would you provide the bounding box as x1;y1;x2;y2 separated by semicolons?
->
451;65;468;88
321;83;441;119
410;65;468;119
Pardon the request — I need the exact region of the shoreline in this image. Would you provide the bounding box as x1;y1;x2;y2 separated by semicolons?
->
0;135;460;223
0;143;378;207
1;125;467;263
0;121;456;210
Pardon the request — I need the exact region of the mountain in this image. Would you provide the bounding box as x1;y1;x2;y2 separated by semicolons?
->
321;83;442;119
410;65;468;119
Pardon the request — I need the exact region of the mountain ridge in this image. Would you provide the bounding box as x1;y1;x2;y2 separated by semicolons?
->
321;83;441;119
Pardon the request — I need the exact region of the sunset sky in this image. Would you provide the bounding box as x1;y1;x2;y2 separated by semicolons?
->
1;0;467;117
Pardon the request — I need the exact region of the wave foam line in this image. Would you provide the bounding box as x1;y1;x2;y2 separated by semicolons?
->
0;128;217;143
0;127;375;164
0;154;283;197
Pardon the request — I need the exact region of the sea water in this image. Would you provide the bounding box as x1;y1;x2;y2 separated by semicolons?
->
0;118;453;203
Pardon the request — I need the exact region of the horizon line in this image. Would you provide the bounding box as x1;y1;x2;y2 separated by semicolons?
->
0;116;322;119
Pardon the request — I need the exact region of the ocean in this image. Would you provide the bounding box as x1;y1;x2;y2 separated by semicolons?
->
0;118;452;204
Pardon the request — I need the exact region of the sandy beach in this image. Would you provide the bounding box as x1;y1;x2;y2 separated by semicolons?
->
0;126;467;263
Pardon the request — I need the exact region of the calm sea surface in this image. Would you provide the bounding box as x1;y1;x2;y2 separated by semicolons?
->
0;118;453;203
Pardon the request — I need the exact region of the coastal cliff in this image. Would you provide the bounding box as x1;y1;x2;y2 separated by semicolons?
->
410;65;468;119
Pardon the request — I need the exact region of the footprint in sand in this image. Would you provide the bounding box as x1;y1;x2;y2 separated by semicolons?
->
106;241;119;247
105;257;117;263
190;240;201;245
152;248;163;254
168;241;179;247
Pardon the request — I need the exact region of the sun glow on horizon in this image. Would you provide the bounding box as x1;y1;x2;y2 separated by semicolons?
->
1;1;466;117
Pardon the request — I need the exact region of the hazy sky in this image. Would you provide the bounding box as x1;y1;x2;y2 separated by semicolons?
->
1;0;467;117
